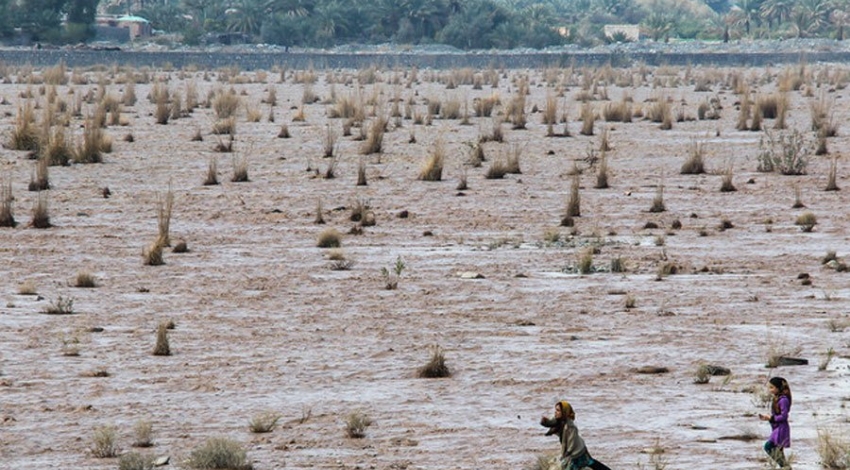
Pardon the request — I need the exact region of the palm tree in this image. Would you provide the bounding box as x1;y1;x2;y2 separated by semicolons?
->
642;11;674;41
759;0;794;28
226;0;265;36
791;0;833;37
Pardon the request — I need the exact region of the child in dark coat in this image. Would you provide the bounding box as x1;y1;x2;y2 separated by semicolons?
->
541;400;613;470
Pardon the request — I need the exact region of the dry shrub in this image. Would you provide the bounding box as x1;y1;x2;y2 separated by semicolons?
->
817;429;850;469
595;150;609;189
317;228;342;248
826;157;839;191
485;159;508;179
43;126;73;166
565;170;581;218
132;420;154;448
157;187;174;246
153;322;171;356
212;117;236;135
122;80;137;107
8;101;39;151
323;123;337;158
245;105;262;123
155;96;170;125
43;295;74;314
345;410;373;439
680;140;706;174
579;103;594;136
356;158;367;186
795;211;817;232
603;100;631;122
248;412;281;433
118;452;154;470
213;90;240;119
0;177;15;227
719;167;736;192
361;115;387;155
756;94;778;119
43;63;68;85
649;184;666;213
417;347;451;378
74;270;98;288
142;237;165;265
757;130;809;175
231;154;249;182
774;92;789;129
91;426;119;458
204;157;219;186
542;93;558;129
277;124;290;139
186;437;252;470
30;192;51;228
29;156;49;191
474;94;499;117
419;141;445;181
441;97;462;119
74;117;110;164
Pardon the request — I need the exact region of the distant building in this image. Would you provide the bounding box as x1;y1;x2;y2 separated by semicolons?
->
603;24;640;42
95;15;151;42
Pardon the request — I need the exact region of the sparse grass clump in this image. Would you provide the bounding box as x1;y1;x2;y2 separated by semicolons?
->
231;154;249;182
417;346;451;378
186;437;252;470
249;412;281;433
649;184;666;213
565;171;581;218
757;130;809;175
719;167;736;192
8;101;39;151
816;428;850;469
143;240;165;266
132;420;154;448
91;425;119;458
212;90;240;119
43;295;74;314
0;177;14;228
345;410;373;439
418;140;445;181
317;228;342;248
826;156;839;191
74;270;98;288
30;192;51;228
118;452;155;470
361;115;387;155
795;211;817;232
153;321;171;356
680;140;706;174
577;248;594;274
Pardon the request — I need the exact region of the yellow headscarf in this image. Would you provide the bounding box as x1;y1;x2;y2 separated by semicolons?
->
558;400;575;420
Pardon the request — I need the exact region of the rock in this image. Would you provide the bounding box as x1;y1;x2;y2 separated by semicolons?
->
826;260;840;270
704;365;731;376
458;271;485;279
153;455;170;466
634;366;669;374
773;357;808;367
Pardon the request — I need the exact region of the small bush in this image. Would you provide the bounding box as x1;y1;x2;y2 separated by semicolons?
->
381;256;405;290
43;295;74;314
186;437;252;470
345;410;373;439
680;140;706;174
417;346;451;378
693;364;712;384
649;185;666;213
610;256;625;273
0;177;15;228
826;157;839;191
757;130;809;175
91;425;119;458
118;452;155;470
795;212;817;232
204;158;219;186
565;171;581;218
153;322;171;356
231;154;249;182
212;91;240;119
212;117;236;136
361;115;387;155
816;428;850;469
143;240;165;266
418;141;445;181
577;249;593;274
595;151;609;189
132;420;154;448
719;168;736;192
317;228;342;248
74;270;98;288
248;412;281;433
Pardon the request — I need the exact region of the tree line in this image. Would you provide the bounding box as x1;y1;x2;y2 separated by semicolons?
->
1;0;848;48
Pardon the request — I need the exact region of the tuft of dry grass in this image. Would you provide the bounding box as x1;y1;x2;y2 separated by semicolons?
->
29;156;50;191
157;187;174;247
74;270;98;288
565;171;581;218
74;116;110;164
356;158;368;186
418;141;445;181
579;103;594;136
248;412;281;433
317;228;342;248
417;346;451;378
30;192;51;228
153;321;171;356
680;140;706;174
323;123;337;158
816;428;850;469
795;211;817;232
8;101;39;151
360;115;387;155
186;437;252;470
277;123;290;139
213;90;241;119
345;410;373;439
649;184;666;213
131;420;154;448
595;150;609;189
719;167;736;192
143;240;165;266
212;117;236;136
826;156;839;191
91;425;119;458
204;157;219;186
231;154;249;182
0;177;14;228
43;295;74;314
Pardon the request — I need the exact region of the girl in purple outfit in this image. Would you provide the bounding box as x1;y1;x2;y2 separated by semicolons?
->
759;377;792;469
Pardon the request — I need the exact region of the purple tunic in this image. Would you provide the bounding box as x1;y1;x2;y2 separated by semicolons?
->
769;395;791;448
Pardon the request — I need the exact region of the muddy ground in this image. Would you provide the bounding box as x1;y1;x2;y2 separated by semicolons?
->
0;63;849;470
